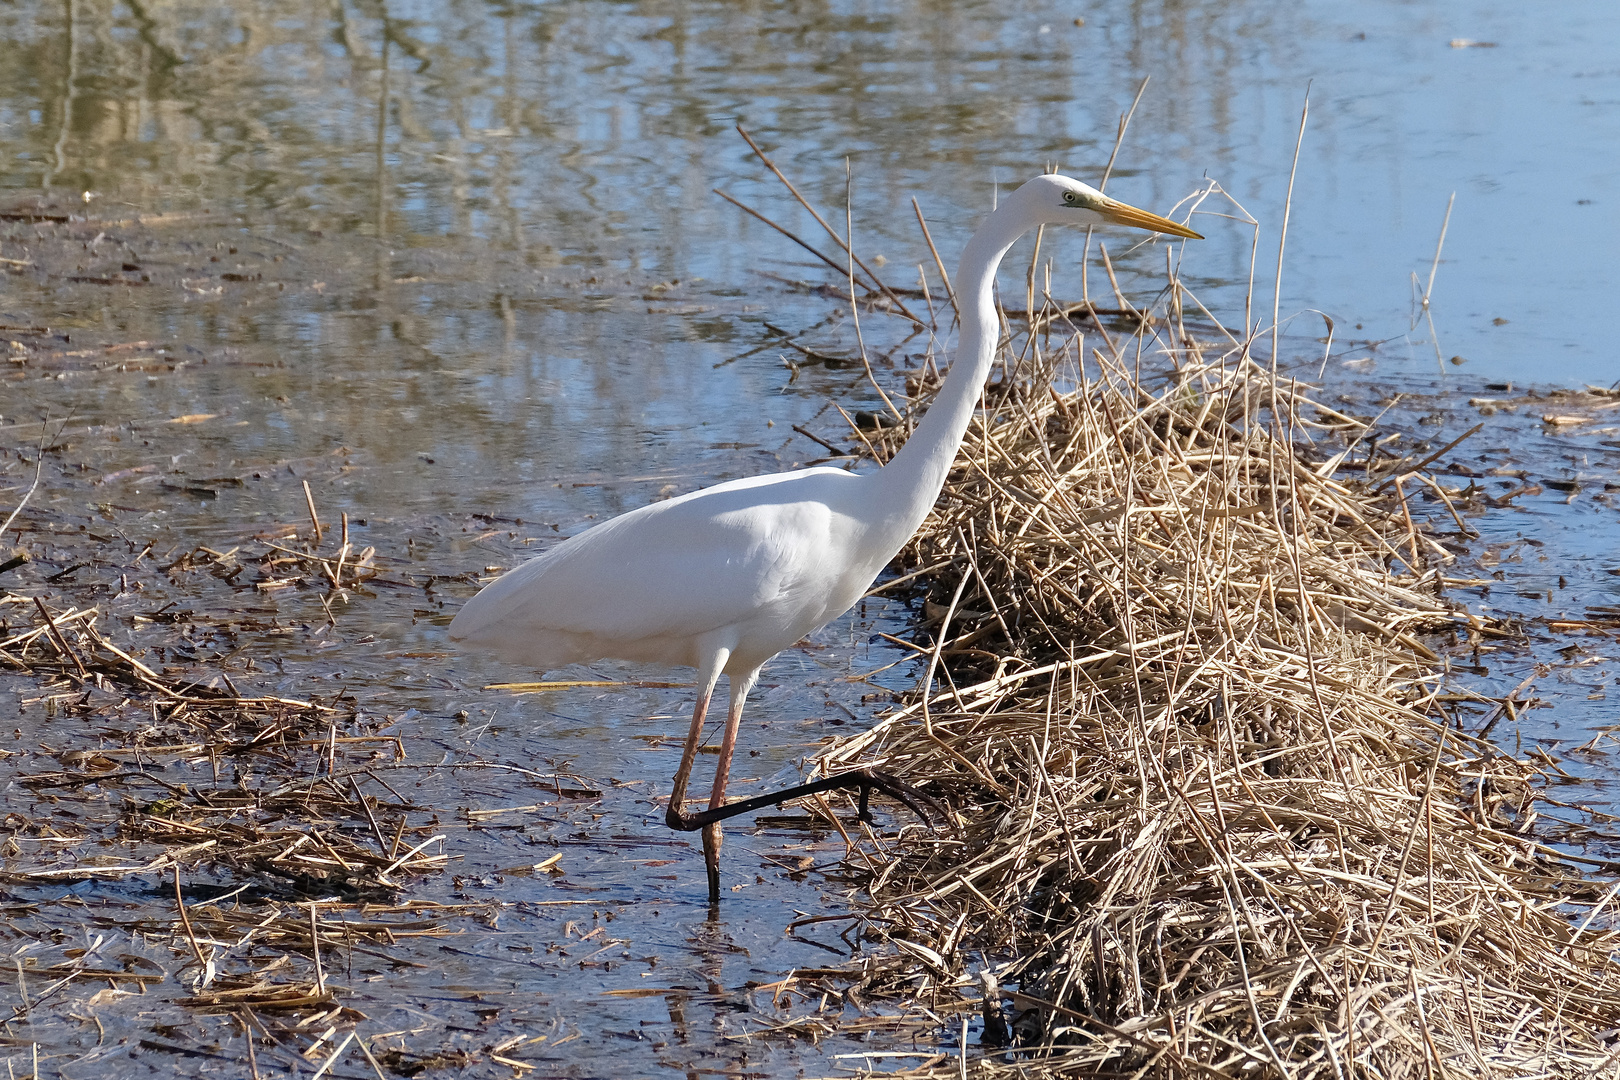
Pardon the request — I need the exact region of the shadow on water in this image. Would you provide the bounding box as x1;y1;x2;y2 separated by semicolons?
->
1;0;1618;1075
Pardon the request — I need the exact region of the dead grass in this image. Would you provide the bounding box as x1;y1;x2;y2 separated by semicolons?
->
824;347;1620;1076
722;139;1620;1076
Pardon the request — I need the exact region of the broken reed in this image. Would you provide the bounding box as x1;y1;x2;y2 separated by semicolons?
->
0;591;450;892
817;322;1620;1072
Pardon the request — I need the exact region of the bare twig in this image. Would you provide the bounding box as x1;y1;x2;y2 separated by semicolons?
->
735;124;922;325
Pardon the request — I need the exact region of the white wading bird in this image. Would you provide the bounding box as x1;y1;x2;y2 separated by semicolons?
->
450;173;1201;902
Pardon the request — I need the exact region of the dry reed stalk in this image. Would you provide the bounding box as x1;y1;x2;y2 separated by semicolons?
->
787;227;1620;1078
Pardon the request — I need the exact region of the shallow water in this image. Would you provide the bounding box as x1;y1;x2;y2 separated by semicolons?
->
2;0;1618;1075
1319;375;1620;826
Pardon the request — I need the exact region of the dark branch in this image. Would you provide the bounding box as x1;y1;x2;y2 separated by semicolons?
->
665;769;942;832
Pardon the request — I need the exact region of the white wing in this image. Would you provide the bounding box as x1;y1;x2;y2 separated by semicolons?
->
448;467;872;671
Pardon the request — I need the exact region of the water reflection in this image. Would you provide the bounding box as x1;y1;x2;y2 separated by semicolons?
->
13;1;1617;387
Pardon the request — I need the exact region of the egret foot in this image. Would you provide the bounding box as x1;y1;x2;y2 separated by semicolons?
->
666;770;943;900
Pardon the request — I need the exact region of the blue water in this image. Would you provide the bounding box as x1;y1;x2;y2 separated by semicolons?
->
5;0;1615;403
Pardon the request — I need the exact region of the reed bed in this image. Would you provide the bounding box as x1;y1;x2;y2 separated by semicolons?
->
688;137;1620;1071
804;329;1620;1075
701;128;1620;1075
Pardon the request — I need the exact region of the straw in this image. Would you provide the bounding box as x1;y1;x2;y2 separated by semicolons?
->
735;155;1620;1078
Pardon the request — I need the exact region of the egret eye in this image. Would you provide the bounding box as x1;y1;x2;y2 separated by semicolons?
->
1063;191;1077;205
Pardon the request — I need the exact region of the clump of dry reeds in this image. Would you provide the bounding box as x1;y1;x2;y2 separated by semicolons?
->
707;124;1620;1073
808;327;1620;1075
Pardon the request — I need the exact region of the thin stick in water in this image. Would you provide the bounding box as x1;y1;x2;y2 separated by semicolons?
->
303;480;323;543
1100;76;1151;192
912;198;959;322
845;161;901;421
308;902;326;995
736;124;922;325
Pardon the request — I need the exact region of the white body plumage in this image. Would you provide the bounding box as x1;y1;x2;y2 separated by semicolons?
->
450;466;889;676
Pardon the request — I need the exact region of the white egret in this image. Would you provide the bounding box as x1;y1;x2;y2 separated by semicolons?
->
450;173;1201;901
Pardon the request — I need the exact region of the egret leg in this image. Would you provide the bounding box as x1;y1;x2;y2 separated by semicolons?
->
665;650;727;836
699;668;758;902
664;665;941;881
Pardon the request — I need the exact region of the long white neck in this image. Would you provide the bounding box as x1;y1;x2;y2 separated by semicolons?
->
865;207;1030;546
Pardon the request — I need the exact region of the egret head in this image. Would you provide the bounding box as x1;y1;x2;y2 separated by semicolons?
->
1010;173;1202;239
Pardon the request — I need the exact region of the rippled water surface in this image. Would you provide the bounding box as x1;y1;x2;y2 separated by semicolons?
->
7;0;1618;395
2;0;1618;1076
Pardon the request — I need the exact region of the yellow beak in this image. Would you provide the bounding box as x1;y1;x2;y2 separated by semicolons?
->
1096;198;1203;240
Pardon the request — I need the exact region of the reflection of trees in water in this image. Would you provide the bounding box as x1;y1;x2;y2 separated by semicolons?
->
0;0;1307;516
2;1;1268;513
5;1;1283;249
11;3;1300;494
0;0;1301;576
